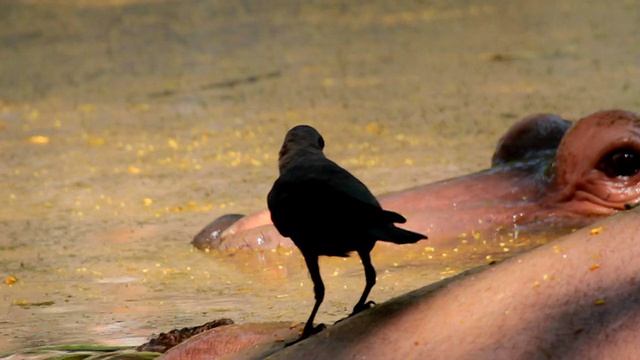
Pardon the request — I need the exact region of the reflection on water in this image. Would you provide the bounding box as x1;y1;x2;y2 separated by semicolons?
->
1;0;639;353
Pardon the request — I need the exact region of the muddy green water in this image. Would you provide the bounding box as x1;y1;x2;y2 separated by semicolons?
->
1;0;639;353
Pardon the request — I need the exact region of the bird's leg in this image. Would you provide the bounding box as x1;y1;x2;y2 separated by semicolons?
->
351;249;376;315
286;253;326;346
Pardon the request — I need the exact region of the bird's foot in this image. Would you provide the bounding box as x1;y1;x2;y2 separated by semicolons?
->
285;323;326;347
351;300;376;316
334;301;376;325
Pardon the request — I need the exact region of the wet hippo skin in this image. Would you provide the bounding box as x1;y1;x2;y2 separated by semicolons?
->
161;109;640;359
162;205;640;359
193;109;640;251
269;205;640;359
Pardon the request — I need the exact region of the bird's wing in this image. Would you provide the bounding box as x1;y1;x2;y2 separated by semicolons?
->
267;160;405;238
319;161;407;224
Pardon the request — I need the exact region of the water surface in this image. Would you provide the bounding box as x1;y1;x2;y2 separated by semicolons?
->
1;0;639;352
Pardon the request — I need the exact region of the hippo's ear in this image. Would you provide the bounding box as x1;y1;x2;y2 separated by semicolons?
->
492;114;572;167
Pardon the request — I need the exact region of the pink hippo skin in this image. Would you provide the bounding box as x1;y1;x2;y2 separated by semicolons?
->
164;110;640;359
193;109;640;251
268;204;640;359
162;203;640;359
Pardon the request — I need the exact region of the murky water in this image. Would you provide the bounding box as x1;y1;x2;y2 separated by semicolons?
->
1;0;639;353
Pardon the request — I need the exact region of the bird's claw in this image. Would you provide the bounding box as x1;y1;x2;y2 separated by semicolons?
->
335;301;377;325
351;300;376;316
285;323;326;347
311;323;327;334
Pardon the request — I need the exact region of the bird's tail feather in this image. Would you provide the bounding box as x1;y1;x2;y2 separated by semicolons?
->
373;226;427;244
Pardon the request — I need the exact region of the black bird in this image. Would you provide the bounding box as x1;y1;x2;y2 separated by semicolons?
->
267;125;427;344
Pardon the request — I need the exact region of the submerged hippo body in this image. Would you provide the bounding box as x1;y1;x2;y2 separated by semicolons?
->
193;110;640;251
164;206;640;359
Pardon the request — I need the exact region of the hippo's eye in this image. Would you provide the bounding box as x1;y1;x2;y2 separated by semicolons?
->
318;135;325;150
596;147;640;177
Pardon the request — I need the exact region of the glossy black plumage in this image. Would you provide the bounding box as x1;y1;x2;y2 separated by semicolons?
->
267;125;427;344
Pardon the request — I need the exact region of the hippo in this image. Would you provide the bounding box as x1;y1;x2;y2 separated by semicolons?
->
161;205;640;359
193;109;640;251
153;109;640;359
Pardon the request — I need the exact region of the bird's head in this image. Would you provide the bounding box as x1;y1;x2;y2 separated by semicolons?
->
278;125;325;172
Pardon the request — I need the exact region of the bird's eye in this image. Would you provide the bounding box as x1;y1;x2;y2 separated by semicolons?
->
318;135;325;150
596;147;640;177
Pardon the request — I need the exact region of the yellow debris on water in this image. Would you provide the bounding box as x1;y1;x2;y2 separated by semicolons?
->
364;122;384;135
440;269;457;275
76;104;95;113
4;275;18;286
28;135;50;144
87;137;105;146
12;299;30;306
250;158;263;166
27;109;39;120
